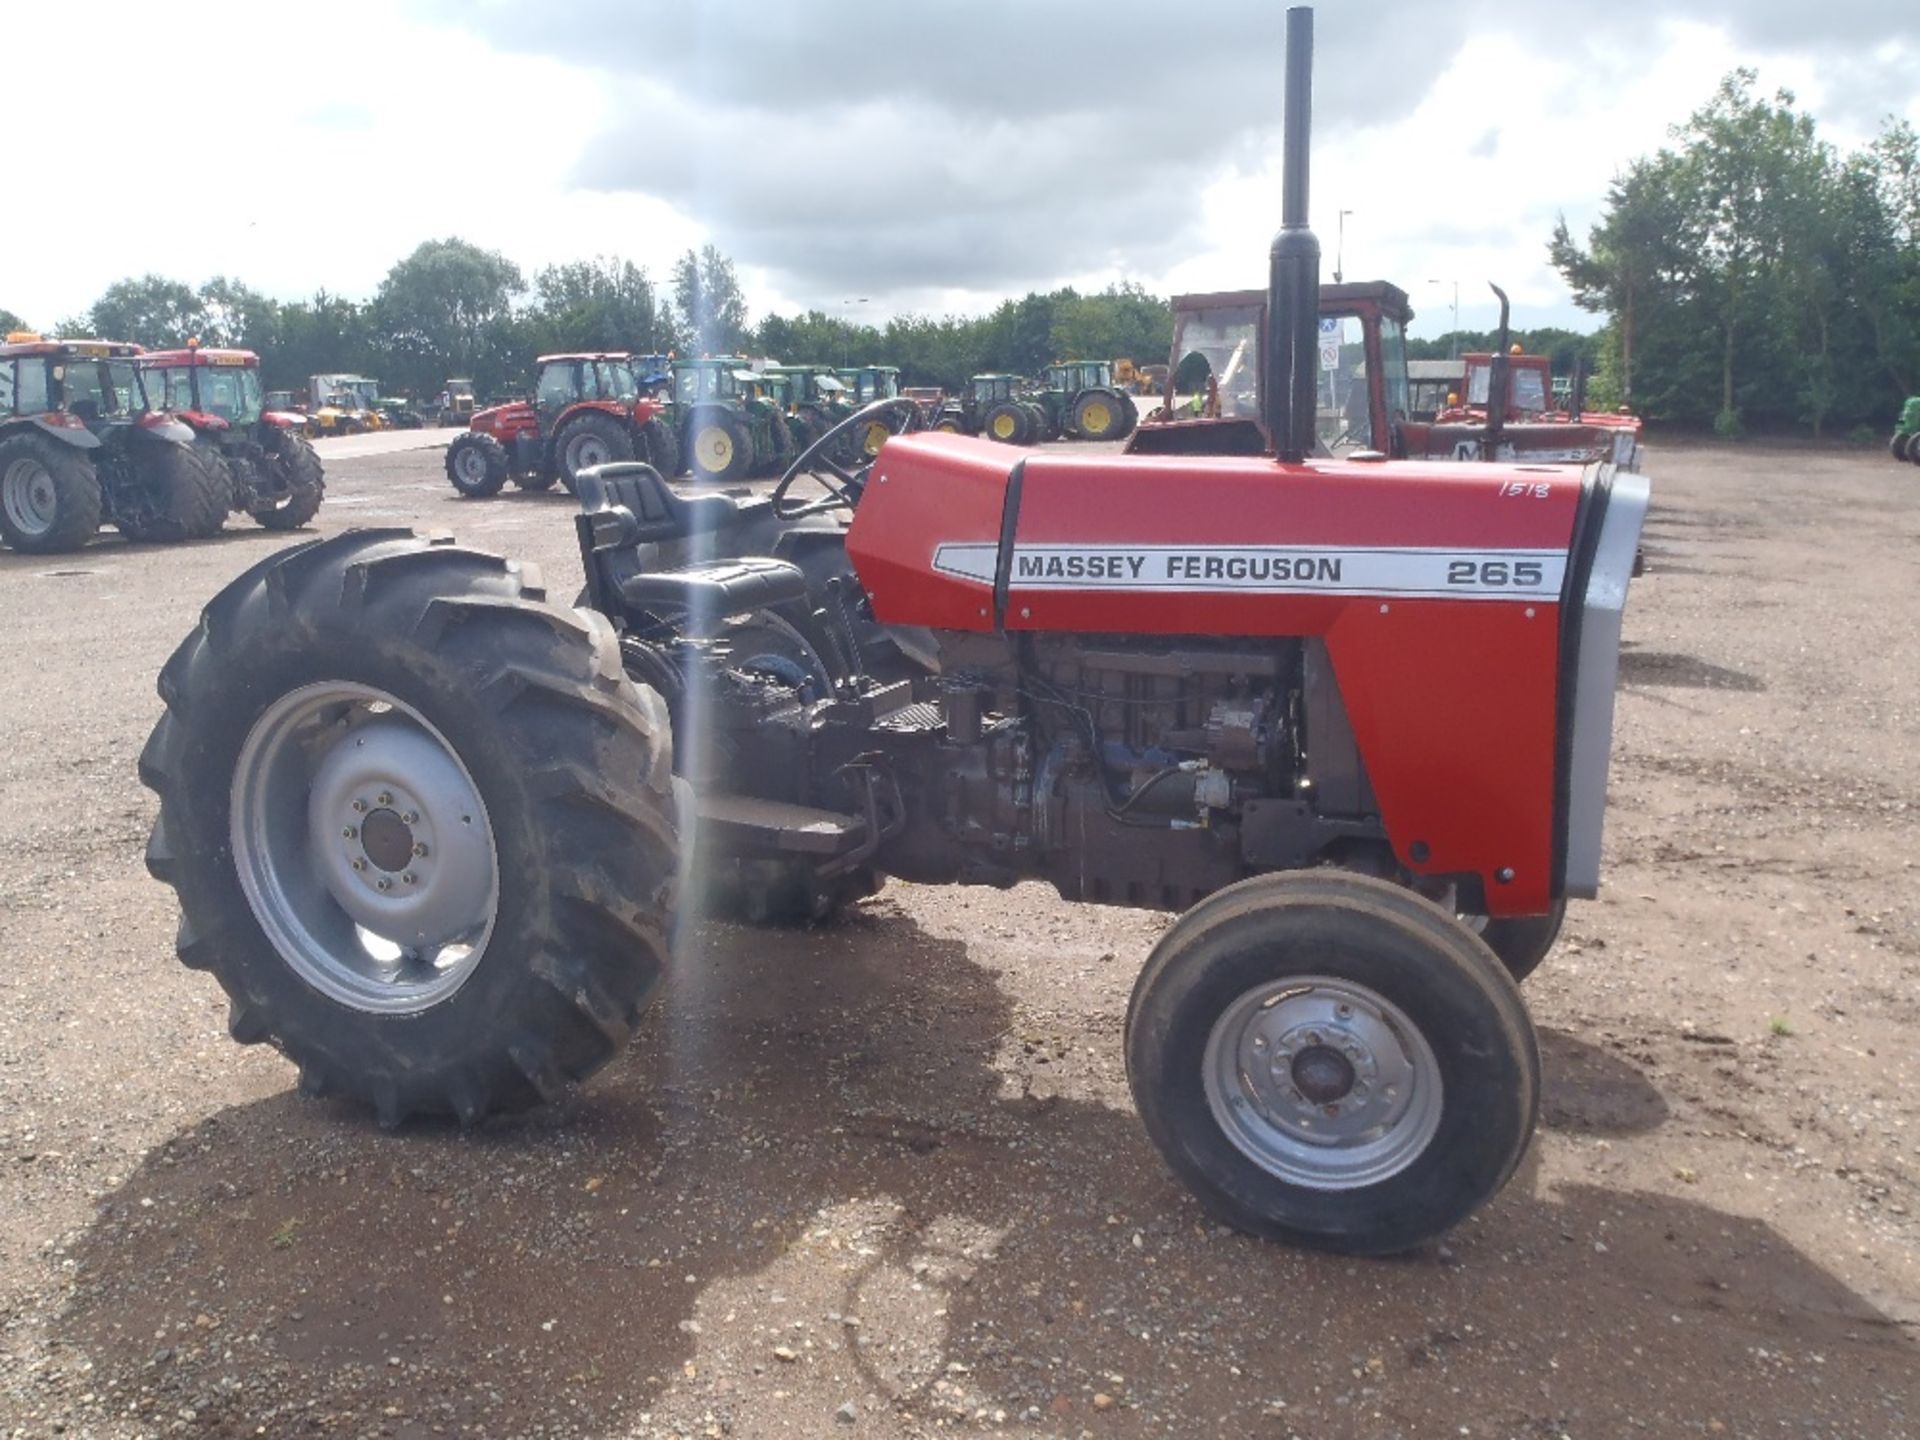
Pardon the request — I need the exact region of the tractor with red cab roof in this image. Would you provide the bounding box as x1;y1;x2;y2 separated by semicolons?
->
0;333;227;552
143;7;1648;1257
444;351;679;498
140;342;326;533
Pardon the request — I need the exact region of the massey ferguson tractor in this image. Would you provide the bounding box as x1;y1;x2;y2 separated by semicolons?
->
141;8;1648;1255
139;343;326;533
444;352;679;497
0;334;227;552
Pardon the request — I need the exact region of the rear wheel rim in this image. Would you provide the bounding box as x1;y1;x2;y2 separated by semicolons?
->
991;414;1015;439
231;682;500;1015
3;457;60;537
454;446;487;484
567;431;611;472
1083;400;1112;433
1202;975;1443;1190
697;426;733;470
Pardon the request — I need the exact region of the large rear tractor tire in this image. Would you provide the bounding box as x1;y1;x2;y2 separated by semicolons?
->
1125;870;1538;1255
1890;432;1911;462
140;530;681;1125
189;443;237;539
557;412;636;491
984;402;1030;445
0;433;103;554
256;432;326;531
686;409;754;484
1072;389;1131;441
642;417;682;478
446;432;509;498
118;441;230;545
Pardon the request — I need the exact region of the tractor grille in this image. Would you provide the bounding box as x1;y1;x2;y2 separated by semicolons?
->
875;701;944;733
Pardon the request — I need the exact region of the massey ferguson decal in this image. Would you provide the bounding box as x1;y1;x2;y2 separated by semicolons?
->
932;543;1566;601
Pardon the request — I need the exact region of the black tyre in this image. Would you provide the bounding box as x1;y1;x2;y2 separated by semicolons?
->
755;409;796;477
1071;389;1130;441
1466;898;1567;983
140;530;681;1125
984;402;1030;445
686;408;754;484
1894;432;1913;462
118;441;229;545
642;417;681;478
513;471;560;492
557;411;636;490
1026;402;1057;441
1125;870;1538;1255
1910;436;1920;467
934;415;964;434
0;432;103;553
190;443;237;538
446;432;508;498
256;432;326;531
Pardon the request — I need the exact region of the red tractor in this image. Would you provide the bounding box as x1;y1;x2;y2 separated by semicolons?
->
142;8;1648;1255
140;344;326;533
444;351;679;497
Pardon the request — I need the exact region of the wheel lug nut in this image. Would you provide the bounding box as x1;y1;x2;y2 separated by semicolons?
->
351;858;366;872
402;872;416;885
351;799;367;814
413;843;429;858
376;877;392;891
377;791;393;807
402;811;418;825
343;826;357;839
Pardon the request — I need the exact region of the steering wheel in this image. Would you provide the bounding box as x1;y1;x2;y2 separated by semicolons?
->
771;396;922;520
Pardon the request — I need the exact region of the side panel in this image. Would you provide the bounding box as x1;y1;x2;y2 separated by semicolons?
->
846;433;1014;632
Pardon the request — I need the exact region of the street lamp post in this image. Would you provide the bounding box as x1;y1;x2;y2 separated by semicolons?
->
1334;209;1354;284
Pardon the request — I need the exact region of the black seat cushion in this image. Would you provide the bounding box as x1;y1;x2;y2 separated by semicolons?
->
619;556;809;622
575;462;747;549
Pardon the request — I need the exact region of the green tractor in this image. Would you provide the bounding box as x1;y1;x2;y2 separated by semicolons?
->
935;373;1048;445
1891;397;1920;463
761;364;853;450
671;358;796;484
835;365;904;456
1032;359;1140;442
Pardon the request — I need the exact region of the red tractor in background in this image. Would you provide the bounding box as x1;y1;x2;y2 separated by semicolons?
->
140;343;326;533
445;352;679;498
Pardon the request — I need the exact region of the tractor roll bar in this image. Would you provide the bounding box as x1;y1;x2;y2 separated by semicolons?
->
1267;5;1322;465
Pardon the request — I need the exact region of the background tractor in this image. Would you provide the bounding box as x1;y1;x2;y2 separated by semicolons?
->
438;378;476;427
0;335;226;551
935;373;1046;444
1891;397;1920;462
671;357;797;483
1032;360;1140;442
762;364;851;450
305;373;386;436
837;365;905;457
139;344;326;534
444;351;679;498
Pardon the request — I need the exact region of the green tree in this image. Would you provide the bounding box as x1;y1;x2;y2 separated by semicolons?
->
196;276;280;353
86;275;204;346
371;238;525;398
0;307;26;333
528;256;676;355
269;291;375;396
672;245;749;355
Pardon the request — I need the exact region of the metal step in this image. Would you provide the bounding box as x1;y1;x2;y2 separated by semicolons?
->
694;793;865;857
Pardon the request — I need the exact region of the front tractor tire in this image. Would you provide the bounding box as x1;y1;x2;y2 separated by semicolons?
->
1125;871;1538;1255
1073;388;1136;442
118;441;230;545
557;413;636;491
642;417;682;478
256;432;326;531
140;530;681;1125
984;402;1031;445
446;432;509;498
1893;432;1912;462
0;432;103;553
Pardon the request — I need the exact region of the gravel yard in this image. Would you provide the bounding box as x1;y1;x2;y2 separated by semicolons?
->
0;436;1915;1438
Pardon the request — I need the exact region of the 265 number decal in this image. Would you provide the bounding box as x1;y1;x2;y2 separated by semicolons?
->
1447;559;1544;588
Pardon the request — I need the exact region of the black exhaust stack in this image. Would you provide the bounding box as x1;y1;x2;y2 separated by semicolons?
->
1267;5;1320;465
1485;281;1512;454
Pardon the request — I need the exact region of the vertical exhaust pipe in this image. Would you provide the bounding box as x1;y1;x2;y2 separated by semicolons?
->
1267;5;1321;465
1486;281;1511;454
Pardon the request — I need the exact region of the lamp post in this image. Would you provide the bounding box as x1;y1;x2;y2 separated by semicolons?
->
1334;209;1354;284
841;297;869;367
1426;279;1460;358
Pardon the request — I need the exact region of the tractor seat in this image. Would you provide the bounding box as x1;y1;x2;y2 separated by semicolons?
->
574;462;808;624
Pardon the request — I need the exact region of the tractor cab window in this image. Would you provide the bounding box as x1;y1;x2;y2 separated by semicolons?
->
975;376;1011;403
1313;316;1372;455
201;365;263;424
0;360;14;415
1378;315;1410;429
1464;360;1491;406
537;363;579;408
1510;364;1547;415
1171;303;1261;419
15;358;49;415
600;361;637;402
146;366;193;411
60;359;140;421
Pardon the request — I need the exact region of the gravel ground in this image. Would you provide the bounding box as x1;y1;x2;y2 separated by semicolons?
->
0;438;1915;1439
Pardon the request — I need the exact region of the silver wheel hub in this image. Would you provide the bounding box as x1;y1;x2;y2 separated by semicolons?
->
3;458;59;537
232;683;499;1014
455;447;486;482
1203;976;1442;1190
569;434;609;469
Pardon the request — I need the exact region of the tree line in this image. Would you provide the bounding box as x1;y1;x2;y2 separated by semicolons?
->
1552;71;1919;436
3;242;1173;402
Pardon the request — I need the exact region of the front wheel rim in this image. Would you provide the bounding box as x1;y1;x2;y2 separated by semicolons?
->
3;457;60;537
1202;975;1443;1190
231;682;500;1014
697;426;733;470
454;447;487;484
567;433;610;471
1083;401;1112;433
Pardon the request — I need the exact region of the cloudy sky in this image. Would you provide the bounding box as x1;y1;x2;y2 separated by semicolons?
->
7;2;1917;339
